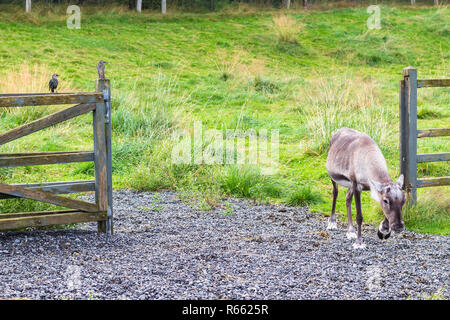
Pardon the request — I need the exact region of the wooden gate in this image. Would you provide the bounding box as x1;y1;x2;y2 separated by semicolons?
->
0;79;113;234
399;67;449;205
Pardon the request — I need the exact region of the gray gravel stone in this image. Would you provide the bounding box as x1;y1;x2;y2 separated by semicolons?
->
0;189;448;300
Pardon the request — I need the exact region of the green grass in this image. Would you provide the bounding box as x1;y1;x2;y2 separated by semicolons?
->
0;4;448;234
287;185;323;207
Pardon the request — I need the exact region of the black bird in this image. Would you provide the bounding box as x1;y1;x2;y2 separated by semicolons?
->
48;74;59;93
97;60;107;79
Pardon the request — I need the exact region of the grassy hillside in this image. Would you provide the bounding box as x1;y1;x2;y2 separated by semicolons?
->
0;4;448;234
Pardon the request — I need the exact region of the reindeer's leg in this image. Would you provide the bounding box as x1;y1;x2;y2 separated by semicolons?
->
353;184;366;249
345;187;356;239
327;180;338;230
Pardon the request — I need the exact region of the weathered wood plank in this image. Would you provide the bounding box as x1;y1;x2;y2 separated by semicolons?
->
399;79;408;189
0;151;94;167
94;80;109;233
0;93;85;97
0;183;98;212
106;87;113;235
96;78;113;235
416;177;450;188
0;103;95;145
0;151;85;157
0;180;95;199
0;209;78;219
402;67;418;204
417;79;450;88
0;93;103;107
416;152;450;163
0;211;106;231
417;128;450;138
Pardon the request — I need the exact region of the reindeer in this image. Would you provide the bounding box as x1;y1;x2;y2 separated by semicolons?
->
326;128;406;249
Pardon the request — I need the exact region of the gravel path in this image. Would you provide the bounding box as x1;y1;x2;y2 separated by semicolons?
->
0;189;448;300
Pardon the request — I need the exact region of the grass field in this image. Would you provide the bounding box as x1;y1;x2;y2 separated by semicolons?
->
0;3;448;234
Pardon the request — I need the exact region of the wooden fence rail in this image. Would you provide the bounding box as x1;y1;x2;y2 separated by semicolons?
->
0;80;113;234
399;67;449;205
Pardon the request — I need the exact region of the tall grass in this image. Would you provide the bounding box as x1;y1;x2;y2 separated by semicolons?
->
220;165;261;198
403;189;450;235
213;48;247;82
108;73;197;196
272;15;304;44
212;48;268;89
287;185;323;207
0;64;76;125
297;76;391;154
220;165;284;200
0;64;73;94
112;73;187;139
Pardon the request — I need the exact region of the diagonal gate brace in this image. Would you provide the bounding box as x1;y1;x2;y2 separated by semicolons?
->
0;182;98;212
0;103;95;146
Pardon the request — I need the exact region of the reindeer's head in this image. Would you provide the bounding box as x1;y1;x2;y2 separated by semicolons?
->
369;174;406;239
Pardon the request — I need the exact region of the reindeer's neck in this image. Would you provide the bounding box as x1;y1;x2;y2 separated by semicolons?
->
370;169;392;185
364;150;392;202
365;148;392;184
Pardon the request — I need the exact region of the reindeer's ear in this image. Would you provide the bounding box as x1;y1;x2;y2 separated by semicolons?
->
369;179;382;202
369;178;383;193
396;174;404;188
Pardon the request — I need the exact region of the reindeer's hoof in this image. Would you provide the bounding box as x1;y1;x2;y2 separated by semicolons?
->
346;231;357;240
327;221;338;230
377;230;391;240
352;242;366;250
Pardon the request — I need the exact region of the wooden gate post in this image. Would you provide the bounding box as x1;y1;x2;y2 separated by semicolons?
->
400;67;418;205
399;75;407;196
94;79;112;234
